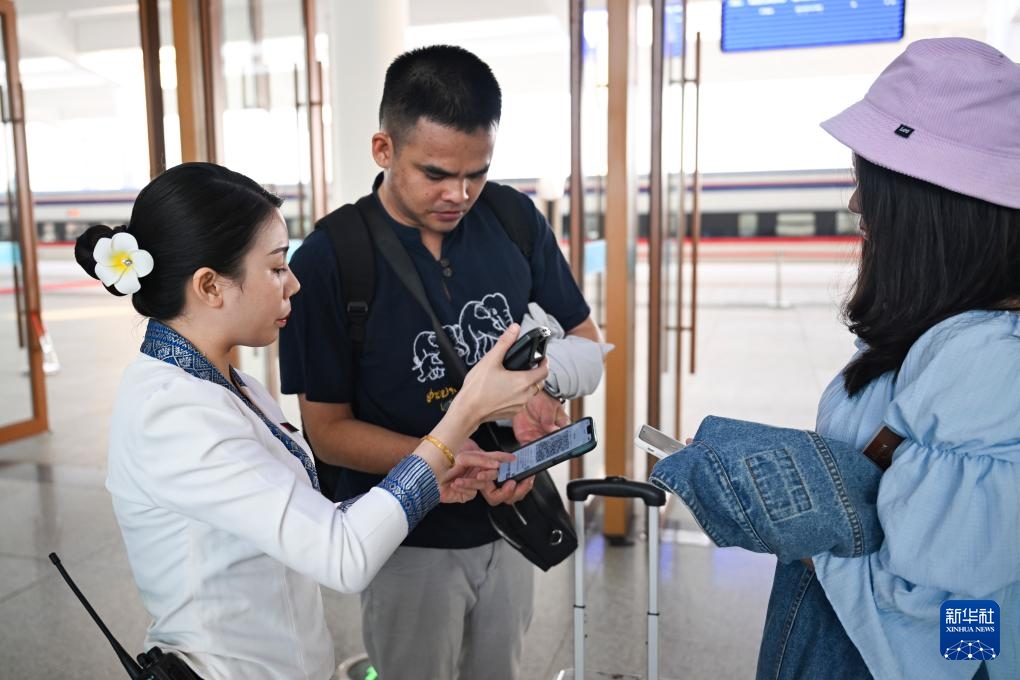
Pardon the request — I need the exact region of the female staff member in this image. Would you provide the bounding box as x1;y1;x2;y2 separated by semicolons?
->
74;162;547;680
651;38;1019;679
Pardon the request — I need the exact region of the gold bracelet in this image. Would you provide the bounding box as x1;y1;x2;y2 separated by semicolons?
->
422;434;456;468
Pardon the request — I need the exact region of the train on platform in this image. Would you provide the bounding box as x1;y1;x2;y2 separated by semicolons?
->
19;168;857;244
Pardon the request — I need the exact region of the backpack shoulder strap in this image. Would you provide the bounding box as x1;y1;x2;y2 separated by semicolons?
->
354;194;470;386
480;181;534;259
315;203;374;354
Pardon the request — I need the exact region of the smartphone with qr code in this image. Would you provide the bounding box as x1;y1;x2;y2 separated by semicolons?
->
496;417;596;485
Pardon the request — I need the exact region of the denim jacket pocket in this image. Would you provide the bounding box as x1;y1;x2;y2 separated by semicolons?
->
650;416;884;563
745;448;813;522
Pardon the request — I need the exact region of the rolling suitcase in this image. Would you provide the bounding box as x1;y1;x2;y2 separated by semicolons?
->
554;476;668;680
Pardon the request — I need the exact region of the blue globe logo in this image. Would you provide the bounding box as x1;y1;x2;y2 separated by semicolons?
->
944;640;997;661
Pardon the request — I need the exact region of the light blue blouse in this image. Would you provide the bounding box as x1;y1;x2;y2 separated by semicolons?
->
813;310;1020;679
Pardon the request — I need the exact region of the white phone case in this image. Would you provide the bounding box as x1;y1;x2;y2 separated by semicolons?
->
634;424;684;459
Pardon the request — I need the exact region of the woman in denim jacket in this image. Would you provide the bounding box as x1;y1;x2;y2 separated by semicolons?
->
651;38;1019;680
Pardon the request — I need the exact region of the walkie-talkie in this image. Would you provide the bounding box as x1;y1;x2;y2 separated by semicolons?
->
48;553;203;680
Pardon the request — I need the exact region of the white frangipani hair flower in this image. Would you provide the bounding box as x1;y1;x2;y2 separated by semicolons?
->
92;231;154;295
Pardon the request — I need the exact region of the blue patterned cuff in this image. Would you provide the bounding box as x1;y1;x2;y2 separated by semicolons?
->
378;455;440;531
337;494;365;513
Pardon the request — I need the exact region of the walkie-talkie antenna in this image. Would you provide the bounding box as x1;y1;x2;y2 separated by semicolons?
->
49;552;144;680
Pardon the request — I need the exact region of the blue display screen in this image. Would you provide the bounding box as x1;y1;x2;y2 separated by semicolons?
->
721;0;905;53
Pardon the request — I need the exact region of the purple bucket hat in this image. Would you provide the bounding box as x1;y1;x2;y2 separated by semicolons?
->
821;37;1020;209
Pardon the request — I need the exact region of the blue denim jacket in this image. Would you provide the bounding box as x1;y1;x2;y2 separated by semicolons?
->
649;416;883;565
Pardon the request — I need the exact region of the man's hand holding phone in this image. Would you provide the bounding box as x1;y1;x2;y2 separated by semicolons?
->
453;438;536;506
481;473;536;506
502;326;567;444
512;392;569;445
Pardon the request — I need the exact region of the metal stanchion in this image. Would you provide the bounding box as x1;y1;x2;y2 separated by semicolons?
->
30;312;60;374
771;249;791;309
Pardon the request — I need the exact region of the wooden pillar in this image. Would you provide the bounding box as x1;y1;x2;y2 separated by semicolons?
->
603;0;637;540
301;0;327;223
172;0;221;162
139;0;165;178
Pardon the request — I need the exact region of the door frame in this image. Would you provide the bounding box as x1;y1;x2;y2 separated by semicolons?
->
0;0;47;444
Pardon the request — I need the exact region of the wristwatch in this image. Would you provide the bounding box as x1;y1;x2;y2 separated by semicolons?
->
542;382;566;403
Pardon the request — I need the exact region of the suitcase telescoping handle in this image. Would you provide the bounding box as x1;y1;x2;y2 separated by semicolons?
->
565;477;666;680
566;476;667;506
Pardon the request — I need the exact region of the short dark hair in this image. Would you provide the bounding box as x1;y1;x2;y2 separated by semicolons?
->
379;44;501;145
841;154;1020;395
74;162;283;320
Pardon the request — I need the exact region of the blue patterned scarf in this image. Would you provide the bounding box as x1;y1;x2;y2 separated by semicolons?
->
140;319;320;490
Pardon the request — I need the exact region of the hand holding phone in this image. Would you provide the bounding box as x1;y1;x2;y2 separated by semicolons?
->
496;417;596;485
503;326;552;371
635;424;684;459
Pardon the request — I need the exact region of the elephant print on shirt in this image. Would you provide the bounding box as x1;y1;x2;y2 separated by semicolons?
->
459;293;515;364
410;293;512;383
411;331;445;383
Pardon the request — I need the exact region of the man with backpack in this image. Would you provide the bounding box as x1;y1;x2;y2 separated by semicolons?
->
279;44;604;680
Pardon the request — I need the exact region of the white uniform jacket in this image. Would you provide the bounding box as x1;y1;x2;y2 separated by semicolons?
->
106;354;410;680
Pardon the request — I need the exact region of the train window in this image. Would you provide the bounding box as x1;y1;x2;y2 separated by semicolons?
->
63;223;86;242
835;210;860;235
814;211;837;237
40;223;58;244
737;213;758;238
775;212;816;237
701;213;739;238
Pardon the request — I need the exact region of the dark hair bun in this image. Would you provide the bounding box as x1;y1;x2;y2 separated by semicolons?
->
79;163;282;319
74;224;129;295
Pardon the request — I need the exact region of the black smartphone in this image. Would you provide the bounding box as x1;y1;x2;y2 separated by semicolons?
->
503;326;552;371
634;424;684;459
496;417;597;485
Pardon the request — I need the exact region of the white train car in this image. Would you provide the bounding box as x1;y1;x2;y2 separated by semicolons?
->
24;169;856;244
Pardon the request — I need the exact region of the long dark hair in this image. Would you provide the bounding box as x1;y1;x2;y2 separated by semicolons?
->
74;163;282;320
842;155;1020;395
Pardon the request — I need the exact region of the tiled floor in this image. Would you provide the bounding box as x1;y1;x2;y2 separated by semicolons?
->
0;244;858;679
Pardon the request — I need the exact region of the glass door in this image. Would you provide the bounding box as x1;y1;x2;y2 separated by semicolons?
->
0;0;46;443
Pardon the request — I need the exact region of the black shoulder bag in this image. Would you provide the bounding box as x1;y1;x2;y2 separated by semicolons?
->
352;196;578;571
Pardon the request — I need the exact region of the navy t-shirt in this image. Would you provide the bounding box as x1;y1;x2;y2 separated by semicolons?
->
279;188;590;549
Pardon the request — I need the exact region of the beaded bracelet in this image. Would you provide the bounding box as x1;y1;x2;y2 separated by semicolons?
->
421;434;456;468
